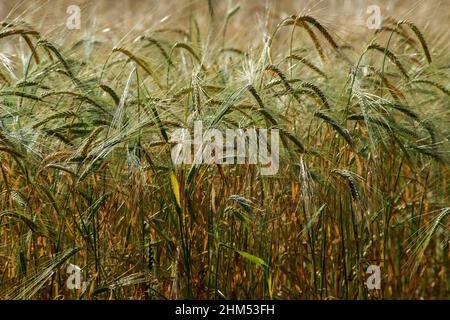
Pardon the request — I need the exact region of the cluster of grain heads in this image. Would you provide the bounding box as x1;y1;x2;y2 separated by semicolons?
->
0;7;448;300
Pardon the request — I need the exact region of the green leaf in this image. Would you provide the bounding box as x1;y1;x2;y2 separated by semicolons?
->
236;250;268;269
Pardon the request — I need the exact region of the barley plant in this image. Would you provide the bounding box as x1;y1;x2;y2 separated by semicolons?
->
0;0;448;300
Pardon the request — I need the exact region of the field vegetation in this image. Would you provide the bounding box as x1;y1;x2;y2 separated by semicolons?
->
0;0;448;299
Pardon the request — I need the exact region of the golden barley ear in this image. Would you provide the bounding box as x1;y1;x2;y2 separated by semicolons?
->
41;151;73;165
398;20;432;64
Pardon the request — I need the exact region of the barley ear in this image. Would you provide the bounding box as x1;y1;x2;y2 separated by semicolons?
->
398;20;432;63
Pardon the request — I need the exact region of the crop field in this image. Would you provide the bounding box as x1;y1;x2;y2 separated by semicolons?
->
0;0;448;300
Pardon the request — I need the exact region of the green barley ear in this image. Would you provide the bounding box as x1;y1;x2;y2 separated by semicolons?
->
169;42;205;71
223;5;240;47
407;208;449;274
0;70;9;84
12;248;80;299
207;0;214;18
332;169;360;201
314;111;355;148
279;15;340;60
0;211;48;236
297;15;339;49
0;146;24;159
40;91;109;115
409;145;447;164
296;21;325;61
32;111;77;129
139;36;173;66
398;20;432;63
219;47;245;57
265;65;303;104
16;80;50;90
148;102;169;143
36;40;78;82
144;221;154;272
265;65;289;86
100;84;120;106
192;74;202;113
112;47;162;89
80;127;104;157
301;82;331;109
285;54;327;78
247;84;306;154
375;26;417;48
367;43;410;79
247;84;266;110
410;79;450;97
0;90;43;101
378;101;418;120
0;28;39;39
22;35;40;64
247;84;279;126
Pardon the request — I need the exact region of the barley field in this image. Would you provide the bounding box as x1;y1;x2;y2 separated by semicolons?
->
0;0;448;300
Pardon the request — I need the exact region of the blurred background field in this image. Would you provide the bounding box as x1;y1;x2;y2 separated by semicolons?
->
0;0;449;44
